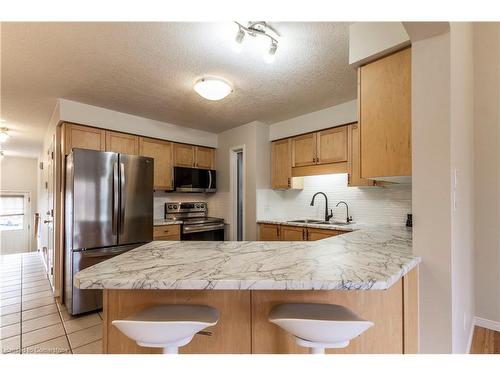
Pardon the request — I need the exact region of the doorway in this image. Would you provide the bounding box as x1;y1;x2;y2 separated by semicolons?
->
230;146;245;241
0;191;31;255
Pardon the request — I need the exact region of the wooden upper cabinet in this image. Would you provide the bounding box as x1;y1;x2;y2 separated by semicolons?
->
271;139;292;189
347;123;375;187
291;133;316;167
316;126;348;165
64;123;105;155
105;131;139;155
139;137;173;190
173;143;195;168
195;146;215;169
280;225;305;241
360;47;411;179
259;224;280;241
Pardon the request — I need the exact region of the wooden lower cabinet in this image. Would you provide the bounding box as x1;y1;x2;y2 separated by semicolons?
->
101;268;418;354
280;225;306;241
251;281;403;354
103;290;252;354
306;227;342;241
259;224;344;241
153;225;180;241
259;224;280;241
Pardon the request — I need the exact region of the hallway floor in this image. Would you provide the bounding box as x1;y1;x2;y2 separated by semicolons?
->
1;252;103;354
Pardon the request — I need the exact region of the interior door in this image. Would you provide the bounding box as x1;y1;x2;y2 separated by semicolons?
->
46;140;55;285
118;154;153;245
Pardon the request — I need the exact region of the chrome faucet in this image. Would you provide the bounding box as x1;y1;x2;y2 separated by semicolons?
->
310;192;333;222
336;201;352;223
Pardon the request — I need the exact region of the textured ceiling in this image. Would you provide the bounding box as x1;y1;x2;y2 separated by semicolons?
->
1;22;357;157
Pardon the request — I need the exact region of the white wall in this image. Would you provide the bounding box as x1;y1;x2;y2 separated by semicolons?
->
450;23;475;353
59;99;218;148
349;22;410;66
0;156;39;251
412;32;453;353
214;121;270;240
474;23;500;325
269;100;357;141
258;174;411;226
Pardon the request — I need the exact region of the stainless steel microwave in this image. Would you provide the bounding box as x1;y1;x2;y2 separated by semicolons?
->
173;167;216;193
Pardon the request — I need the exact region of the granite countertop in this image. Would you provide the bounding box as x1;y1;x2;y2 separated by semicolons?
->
74;225;420;291
154;219;183;226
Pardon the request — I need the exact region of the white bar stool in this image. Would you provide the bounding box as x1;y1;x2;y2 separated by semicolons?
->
269;303;374;354
112;304;219;354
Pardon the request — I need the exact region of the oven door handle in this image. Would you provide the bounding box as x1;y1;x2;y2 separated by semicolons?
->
182;223;225;234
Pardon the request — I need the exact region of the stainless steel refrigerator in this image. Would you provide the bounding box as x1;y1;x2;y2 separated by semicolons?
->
64;148;153;315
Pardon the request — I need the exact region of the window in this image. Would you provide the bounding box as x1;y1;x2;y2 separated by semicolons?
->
0;194;25;231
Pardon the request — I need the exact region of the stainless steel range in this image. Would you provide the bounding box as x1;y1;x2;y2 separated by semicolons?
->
165;202;224;241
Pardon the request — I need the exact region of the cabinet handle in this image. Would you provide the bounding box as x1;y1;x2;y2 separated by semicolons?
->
276;226;279;237
287;178;291;187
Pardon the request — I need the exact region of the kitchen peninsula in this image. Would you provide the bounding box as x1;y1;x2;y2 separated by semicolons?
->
74;226;420;354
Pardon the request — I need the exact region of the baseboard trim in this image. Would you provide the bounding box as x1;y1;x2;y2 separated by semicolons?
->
474;316;500;333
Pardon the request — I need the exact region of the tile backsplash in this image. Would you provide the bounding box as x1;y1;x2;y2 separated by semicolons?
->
257;173;411;226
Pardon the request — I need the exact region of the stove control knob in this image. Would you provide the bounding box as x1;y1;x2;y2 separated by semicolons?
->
173;205;178;209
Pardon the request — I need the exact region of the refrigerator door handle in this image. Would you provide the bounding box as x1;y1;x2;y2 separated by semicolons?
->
112;162;119;235
120;162;126;234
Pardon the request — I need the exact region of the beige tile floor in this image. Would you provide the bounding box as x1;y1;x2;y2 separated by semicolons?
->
1;252;103;354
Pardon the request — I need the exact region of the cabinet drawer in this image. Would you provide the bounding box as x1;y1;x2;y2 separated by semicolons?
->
153;225;180;239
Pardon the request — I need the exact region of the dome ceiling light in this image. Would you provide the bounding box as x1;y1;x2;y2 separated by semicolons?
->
234;21;280;63
194;77;232;101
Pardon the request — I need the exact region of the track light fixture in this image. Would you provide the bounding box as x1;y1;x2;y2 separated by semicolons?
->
233;21;280;63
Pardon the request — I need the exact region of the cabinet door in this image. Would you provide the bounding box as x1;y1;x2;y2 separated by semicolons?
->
347;123;375;187
280;225;305;241
174;143;195;168
360;47;411;179
105;131;139;155
195;146;214;169
64;123;105;155
306;228;340;241
291;133;316;167
316;126;348;164
271;139;292;189
259;224;280;241
139;137;173;190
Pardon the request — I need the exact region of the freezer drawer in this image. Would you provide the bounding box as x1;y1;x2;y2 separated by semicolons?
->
65;244;141;315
